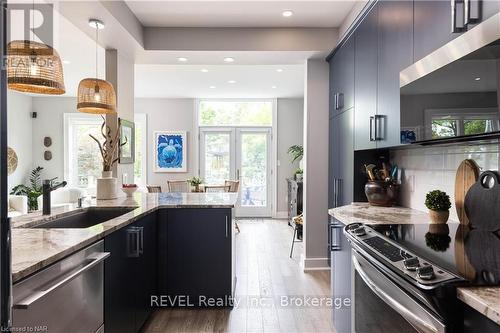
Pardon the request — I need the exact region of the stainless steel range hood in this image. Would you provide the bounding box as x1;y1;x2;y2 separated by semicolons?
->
400;12;500;146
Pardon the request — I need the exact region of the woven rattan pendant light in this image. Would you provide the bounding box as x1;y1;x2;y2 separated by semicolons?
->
7;2;65;95
77;19;116;114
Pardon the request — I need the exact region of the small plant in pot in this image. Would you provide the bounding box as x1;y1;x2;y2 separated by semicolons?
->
188;177;203;192
425;190;451;224
294;168;303;182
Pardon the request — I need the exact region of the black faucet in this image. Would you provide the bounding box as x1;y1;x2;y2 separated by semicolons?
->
42;178;67;215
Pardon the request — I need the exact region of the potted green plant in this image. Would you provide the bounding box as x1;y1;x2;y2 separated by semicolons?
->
10;166;44;211
188;177;203;192
294;168;303;182
287;145;303;164
425;190;451;224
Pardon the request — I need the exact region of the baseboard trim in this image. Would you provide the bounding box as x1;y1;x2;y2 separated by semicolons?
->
301;257;330;271
274;211;288;219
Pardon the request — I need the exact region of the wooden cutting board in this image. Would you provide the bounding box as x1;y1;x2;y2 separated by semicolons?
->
455;159;480;225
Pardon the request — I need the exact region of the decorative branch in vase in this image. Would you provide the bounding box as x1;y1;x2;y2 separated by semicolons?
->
89;116;128;199
89;115;127;174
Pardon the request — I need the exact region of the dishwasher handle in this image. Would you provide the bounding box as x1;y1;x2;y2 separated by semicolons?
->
14;252;110;310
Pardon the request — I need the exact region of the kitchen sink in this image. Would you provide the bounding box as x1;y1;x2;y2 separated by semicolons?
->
33;207;136;229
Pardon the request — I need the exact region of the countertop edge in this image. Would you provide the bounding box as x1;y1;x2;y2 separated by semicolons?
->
457;287;500;326
12;195;237;283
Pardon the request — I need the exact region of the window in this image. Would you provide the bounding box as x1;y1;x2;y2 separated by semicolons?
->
134;113;147;187
64;114;103;192
64;113;148;192
426;108;499;139
199;100;273;126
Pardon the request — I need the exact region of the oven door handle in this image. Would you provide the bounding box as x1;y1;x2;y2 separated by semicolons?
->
352;253;443;333
14;252;110;309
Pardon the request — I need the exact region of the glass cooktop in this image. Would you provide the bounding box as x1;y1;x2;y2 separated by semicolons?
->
372;223;500;285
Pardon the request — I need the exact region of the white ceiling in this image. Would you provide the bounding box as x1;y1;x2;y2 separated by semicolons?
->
125;0;356;28
135;64;304;98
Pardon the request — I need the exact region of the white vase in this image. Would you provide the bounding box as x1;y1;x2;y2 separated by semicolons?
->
97;171;117;200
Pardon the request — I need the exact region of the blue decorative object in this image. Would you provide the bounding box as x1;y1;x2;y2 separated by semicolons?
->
154;131;187;172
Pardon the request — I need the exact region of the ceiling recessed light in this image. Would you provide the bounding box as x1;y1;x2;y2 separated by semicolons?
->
276;68;283;72
177;57;188;62
201;69;209;73
223;57;235;63
209;86;216;89
63;60;71;65
271;85;277;89
282;10;294;17
228;80;236;84
475;77;481;81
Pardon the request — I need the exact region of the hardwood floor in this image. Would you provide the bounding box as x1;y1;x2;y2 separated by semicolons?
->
142;219;335;333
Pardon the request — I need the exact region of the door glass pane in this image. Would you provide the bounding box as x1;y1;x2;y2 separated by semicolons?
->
240;133;267;207
204;133;231;185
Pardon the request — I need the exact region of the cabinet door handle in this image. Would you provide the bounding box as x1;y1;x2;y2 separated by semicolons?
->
451;0;466;33
127;227;140;258
369;116;375;141
334;93;338;110
464;0;480;25
374;115;384;141
337;93;344;110
225;216;229;238
330;223;344;251
138;227;144;255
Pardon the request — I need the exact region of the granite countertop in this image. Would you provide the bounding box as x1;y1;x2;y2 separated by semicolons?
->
328;202;450;225
10;192;238;283
329;203;500;327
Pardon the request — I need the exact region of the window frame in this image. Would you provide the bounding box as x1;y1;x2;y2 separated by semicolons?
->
63;113;104;189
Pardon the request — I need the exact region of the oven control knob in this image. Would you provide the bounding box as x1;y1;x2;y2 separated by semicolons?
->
417;265;435;280
403;257;420;271
353;227;366;236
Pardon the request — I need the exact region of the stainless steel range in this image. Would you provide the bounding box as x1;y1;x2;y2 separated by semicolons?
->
343;222;500;333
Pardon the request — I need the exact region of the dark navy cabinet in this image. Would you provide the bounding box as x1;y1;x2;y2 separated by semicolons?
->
354;4;378;151
413;0;460;62
330;36;355;116
104;212;158;333
158;208;234;306
376;0;413;148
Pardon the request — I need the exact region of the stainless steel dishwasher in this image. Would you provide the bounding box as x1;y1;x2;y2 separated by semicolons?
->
12;241;109;333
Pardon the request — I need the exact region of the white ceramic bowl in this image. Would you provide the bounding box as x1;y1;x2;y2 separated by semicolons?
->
121;187;138;197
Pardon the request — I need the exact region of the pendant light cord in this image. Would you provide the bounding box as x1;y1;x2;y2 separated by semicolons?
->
95;22;98;80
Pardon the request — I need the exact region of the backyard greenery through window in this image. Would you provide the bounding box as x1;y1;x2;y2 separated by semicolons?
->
199;101;272;126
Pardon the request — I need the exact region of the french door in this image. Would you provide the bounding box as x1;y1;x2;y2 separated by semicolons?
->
200;127;272;217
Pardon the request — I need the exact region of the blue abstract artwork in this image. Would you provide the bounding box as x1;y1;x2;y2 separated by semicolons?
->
154;131;187;172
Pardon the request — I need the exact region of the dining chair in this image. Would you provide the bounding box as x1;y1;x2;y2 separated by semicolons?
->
146;185;162;193
167;180;189;193
224;180;240;193
204;185;230;193
224;180;241;233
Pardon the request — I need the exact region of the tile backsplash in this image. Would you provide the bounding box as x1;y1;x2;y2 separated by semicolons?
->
390;143;500;222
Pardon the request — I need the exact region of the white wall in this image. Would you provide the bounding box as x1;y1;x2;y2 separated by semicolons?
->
31;97;78;181
7;91;33;190
303;59;330;270
134;98;197;191
277;98;304;213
